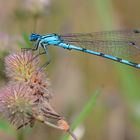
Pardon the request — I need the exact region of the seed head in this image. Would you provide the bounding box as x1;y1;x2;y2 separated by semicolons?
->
5;51;39;82
0;84;37;128
1;50;75;139
4;51;52;99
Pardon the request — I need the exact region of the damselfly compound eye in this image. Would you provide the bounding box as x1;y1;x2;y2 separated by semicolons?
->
29;33;40;41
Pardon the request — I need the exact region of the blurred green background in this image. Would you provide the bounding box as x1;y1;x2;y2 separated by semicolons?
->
1;0;140;140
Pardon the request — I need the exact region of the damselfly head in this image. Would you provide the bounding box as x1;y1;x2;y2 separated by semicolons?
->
29;33;41;41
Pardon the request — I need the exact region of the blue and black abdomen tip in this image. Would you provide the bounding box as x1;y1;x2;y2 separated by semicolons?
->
29;33;41;41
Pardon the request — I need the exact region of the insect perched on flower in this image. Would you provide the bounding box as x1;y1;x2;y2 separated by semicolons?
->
27;29;140;69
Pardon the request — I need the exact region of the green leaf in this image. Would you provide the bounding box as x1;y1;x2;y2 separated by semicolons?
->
60;89;100;140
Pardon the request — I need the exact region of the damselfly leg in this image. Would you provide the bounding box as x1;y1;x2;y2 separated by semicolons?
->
38;43;51;71
21;40;40;51
23;38;51;69
28;44;51;70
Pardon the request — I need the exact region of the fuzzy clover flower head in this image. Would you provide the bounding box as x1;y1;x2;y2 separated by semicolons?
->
5;51;52;100
0;84;38;128
5;51;39;82
1;50;76;139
